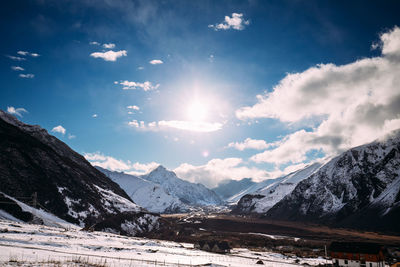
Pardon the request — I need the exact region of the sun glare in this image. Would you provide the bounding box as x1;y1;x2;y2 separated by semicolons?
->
187;101;208;121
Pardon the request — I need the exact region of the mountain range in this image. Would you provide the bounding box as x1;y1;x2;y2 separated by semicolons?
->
97;165;222;213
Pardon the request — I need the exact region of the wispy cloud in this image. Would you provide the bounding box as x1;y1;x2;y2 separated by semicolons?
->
209;13;250;31
158;120;223;132
90;41;100;45
51;125;66;135
118;80;159;91
11;66;24;71
90;50;127;61
68;134;76;139
6;55;26;61
92;114;98;118
128;119;223;133
17;51;39;57
19;74;34;78
7;106;28;117
149;59;163;65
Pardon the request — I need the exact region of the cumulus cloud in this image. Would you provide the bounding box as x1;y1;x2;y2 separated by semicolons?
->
103;43;116;49
7;106;28;117
118;80;159;91
149;59;163;65
227;138;273;151
84;152;158;175
19;74;34;78
11;66;24;71
174;158;271;188
236;26;400;165
90;50;127;61
209;13;250;31
51;125;66;135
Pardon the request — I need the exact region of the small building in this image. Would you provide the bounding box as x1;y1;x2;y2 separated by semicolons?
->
195;240;231;254
330;242;385;267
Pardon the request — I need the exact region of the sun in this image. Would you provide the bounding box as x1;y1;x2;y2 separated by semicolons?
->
187;101;208;121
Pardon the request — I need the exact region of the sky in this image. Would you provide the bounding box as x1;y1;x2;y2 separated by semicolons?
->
2;0;400;188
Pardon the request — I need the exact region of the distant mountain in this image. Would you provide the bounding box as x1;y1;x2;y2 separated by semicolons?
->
266;130;400;233
0;110;159;236
97;167;188;213
232;163;321;214
213;178;256;200
141;165;223;206
225;177;282;204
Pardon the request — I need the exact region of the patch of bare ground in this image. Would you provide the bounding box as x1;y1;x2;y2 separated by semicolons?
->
149;214;400;258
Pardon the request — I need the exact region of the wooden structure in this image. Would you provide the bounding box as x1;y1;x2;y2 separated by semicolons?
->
195;240;231;254
330;242;385;267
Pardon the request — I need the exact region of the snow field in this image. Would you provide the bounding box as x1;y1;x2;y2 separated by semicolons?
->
0;220;327;267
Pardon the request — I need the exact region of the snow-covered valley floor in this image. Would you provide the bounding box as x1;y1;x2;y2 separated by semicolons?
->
0;219;327;266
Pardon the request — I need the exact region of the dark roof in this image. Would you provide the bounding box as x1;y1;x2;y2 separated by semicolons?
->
330;242;383;254
197;240;231;250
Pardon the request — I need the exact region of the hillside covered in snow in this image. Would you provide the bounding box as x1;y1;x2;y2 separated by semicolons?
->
97;166;189;213
0;110;159;236
232;163;322;214
266;129;400;233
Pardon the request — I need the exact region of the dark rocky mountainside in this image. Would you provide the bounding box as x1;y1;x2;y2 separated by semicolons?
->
0;110;158;235
265;130;400;233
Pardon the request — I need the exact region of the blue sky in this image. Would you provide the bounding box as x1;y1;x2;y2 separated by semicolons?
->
2;0;400;187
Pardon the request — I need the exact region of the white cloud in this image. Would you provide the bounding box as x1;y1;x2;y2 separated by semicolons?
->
103;43;116;49
84;152;158;175
158;120;223;132
68;134;76;139
17;51;39;57
11;66;24;71
92;114;98;118
6;55;26;61
127;105;140;110
149;59;163;65
90;41;100;45
7;106;28;117
209;13;250;31
17;51;28;56
128;119;223;133
19;74;34;78
227;138;273;151
119;80;159;91
236;26;400;165
51;125;66;135
174;157;271;188
137;66;144;70
90;50;127;61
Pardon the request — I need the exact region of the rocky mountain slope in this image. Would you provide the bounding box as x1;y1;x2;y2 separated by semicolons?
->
141;165;222;206
97;167;188;213
266;130;400;233
0;110;159;235
232;163;321;214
